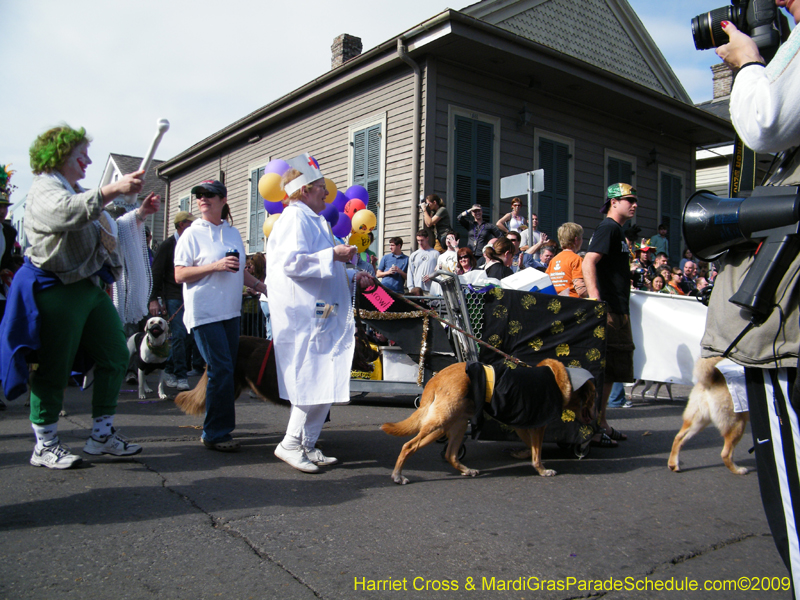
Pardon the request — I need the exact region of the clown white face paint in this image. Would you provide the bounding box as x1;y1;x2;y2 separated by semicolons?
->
61;142;91;186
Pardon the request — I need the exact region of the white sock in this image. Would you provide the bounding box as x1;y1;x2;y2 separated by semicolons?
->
32;422;58;450
92;415;114;440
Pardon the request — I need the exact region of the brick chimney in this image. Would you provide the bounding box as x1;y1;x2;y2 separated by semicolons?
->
331;34;362;69
711;62;733;99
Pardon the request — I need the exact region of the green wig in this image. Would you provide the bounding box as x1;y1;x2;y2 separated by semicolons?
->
29;125;92;175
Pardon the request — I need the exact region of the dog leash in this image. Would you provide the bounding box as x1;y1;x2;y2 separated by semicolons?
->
256;340;274;386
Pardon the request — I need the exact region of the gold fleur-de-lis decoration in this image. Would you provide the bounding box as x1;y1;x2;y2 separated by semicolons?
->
521;295;537;309
547;299;562;314
594;304;607;319
504;359;518;369
551;321;564;335
586;348;601;362
561;409;576;422
556;343;569;357
491;287;504;300
509;321;522;335
593;325;605;340
493;305;508;320
569;359;582;368
488;334;502;348
529;337;544;351
575;309;587;324
579;425;594;438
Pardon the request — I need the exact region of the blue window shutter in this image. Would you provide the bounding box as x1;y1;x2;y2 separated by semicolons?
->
249;166;266;253
453;116;494;238
179;196;190;213
538;138;569;238
660;172;683;263
608;157;633;187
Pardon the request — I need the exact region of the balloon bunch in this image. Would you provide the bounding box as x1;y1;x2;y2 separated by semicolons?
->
258;158;377;249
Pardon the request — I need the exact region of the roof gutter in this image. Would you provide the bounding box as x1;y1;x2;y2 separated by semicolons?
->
396;37;422;248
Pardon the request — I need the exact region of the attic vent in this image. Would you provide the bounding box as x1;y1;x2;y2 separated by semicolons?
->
331;34;362;69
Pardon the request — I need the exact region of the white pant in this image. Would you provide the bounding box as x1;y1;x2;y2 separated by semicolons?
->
283;404;332;449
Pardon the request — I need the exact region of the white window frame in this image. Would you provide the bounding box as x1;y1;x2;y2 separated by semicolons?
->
604;148;638;224
447;105;502;222
246;159;271;254
348;113;387;251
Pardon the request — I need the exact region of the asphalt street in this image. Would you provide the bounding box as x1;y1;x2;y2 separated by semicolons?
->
0;381;791;600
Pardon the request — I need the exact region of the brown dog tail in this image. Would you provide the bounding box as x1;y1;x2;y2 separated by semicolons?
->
174;370;208;416
381;409;425;437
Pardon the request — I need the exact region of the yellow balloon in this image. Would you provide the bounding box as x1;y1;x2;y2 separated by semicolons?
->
258;172;286;203
349;232;371;253
324;178;337;202
262;213;281;239
351;209;376;233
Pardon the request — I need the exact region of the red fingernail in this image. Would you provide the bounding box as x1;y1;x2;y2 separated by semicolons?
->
721;20;730;27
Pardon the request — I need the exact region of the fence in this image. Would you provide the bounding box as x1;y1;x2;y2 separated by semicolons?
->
240;296;267;338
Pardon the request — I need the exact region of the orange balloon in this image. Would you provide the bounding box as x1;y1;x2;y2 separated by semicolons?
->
344;199;366;219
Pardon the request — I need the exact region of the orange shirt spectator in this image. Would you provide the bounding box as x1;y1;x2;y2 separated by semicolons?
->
546;222;587;298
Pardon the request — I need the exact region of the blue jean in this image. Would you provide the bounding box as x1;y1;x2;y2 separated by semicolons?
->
192;317;240;443
606;381;627;407
166;298;188;379
260;300;272;341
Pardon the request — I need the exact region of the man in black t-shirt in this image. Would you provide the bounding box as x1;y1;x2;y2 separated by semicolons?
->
583;183;638;448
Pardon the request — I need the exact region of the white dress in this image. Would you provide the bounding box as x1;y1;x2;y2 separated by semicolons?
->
266;202;355;405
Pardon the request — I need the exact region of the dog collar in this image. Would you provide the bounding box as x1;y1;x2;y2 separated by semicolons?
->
482;364;495;404
146;338;170;359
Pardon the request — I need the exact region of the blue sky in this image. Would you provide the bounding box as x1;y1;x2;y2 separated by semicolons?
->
0;0;769;199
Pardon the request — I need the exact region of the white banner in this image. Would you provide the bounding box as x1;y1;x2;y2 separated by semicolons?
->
629;290;708;384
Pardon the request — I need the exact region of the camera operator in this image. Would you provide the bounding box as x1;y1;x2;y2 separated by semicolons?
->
703;3;800;593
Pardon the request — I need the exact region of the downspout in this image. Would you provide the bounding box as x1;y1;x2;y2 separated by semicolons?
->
397;38;422;248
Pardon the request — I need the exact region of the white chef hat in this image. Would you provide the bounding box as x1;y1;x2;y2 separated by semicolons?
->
283;152;324;197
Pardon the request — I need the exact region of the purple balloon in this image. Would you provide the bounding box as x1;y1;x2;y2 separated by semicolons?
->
345;185;369;204
331;213;351;238
265;159;290;175
332;191;348;213
321;203;339;227
263;199;285;214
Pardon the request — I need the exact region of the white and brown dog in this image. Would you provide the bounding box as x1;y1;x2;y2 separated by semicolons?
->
127;317;170;400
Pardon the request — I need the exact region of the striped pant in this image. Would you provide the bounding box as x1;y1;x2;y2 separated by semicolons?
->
746;367;800;598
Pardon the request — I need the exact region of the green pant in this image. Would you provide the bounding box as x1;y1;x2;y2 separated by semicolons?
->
29;279;129;425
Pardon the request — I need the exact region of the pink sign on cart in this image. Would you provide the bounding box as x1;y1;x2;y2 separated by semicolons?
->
362;283;394;312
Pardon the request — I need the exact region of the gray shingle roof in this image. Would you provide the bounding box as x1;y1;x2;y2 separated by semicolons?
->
463;0;690;102
109;153;166;198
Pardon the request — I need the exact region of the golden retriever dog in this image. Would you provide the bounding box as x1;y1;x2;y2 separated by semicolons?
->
381;359;595;485
668;356;750;475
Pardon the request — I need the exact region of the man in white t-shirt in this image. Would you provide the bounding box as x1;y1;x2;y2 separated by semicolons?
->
407;229;440;295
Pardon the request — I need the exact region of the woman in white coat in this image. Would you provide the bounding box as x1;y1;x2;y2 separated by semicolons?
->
266;159;359;473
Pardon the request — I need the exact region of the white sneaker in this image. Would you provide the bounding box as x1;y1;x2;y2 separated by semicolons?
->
163;373;178;388
186;369;202;377
30;439;83;469
176;378;190;391
305;447;339;466
83;430;142;456
274;443;319;473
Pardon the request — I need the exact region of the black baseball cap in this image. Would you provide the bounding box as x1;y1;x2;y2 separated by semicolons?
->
191;180;227;197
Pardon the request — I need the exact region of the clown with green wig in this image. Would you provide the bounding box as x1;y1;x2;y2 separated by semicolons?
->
0;124;160;469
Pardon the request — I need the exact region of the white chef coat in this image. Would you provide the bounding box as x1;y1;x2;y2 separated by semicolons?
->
266;201;355;405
